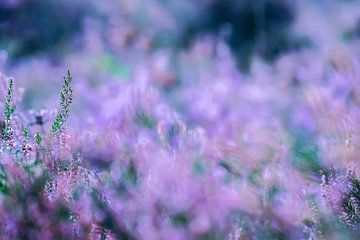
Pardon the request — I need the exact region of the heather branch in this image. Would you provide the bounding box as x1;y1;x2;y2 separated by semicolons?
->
51;70;73;134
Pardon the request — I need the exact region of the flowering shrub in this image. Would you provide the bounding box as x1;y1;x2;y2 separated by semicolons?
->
0;1;360;240
1;51;359;239
322;168;360;230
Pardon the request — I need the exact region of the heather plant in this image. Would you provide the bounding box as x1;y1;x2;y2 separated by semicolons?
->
0;71;132;239
321;168;360;230
1;50;359;239
0;1;360;240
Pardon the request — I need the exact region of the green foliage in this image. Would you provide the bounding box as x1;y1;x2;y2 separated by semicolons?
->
290;128;322;174
51;70;73;134
35;132;43;145
171;212;189;227
193;159;205;175
23;127;29;139
122;160;138;185
135;110;155;129
0;165;8;194
99;54;131;79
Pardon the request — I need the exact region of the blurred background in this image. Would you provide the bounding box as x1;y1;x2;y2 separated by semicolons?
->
0;0;360;85
1;0;360;239
0;0;360;104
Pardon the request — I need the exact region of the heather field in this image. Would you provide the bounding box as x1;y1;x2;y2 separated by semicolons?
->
0;0;360;239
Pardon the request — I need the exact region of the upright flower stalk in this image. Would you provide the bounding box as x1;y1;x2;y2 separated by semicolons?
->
51;70;73;135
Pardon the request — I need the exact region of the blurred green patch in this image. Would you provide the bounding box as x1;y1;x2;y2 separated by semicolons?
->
267;185;280;202
0;178;8;194
248;166;263;186
0;165;8;194
122;160;137;185
23;159;42;173
135;110;156;129
54;206;72;221
98;54;131;79
171;212;189;227
193;158;205;175
290;128;322;174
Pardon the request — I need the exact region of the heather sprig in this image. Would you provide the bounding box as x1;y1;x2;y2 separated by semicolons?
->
51;70;73;134
2;78;14;142
23;127;28;139
4;78;13;122
35;132;43;145
21;127;31;158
